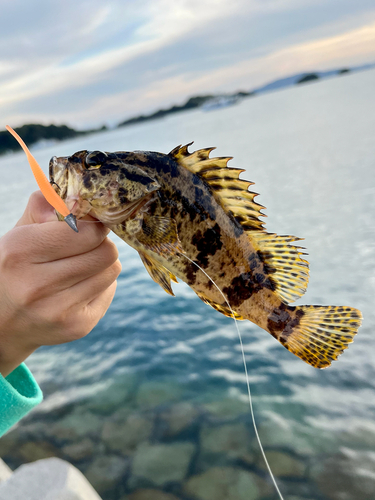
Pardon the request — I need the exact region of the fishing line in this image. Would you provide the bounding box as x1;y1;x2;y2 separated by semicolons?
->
180;253;285;500
75;219;103;224
47;189;282;497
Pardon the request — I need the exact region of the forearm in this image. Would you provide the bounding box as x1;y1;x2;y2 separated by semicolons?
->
0;304;39;377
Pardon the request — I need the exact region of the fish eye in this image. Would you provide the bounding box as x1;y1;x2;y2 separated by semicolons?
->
85;150;108;169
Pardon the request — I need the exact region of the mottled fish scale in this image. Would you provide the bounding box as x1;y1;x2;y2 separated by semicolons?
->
49;144;362;369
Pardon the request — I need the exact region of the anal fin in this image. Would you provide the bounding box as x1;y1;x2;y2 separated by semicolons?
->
139;251;177;296
196;292;244;320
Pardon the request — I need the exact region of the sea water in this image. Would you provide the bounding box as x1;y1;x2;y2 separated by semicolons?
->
0;68;374;500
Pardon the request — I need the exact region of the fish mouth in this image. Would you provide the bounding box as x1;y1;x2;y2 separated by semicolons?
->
50;156;93;219
63;196;91;219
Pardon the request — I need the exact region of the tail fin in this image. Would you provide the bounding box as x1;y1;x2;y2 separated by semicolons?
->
281;305;362;368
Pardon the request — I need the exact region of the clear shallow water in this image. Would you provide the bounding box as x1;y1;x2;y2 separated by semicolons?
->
0;69;375;500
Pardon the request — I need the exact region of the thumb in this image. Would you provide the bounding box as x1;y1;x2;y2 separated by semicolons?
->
16;191;58;226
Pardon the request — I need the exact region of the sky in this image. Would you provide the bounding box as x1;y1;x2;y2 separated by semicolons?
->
1;0;375;129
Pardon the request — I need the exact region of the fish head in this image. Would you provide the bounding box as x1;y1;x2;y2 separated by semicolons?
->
49;150;160;224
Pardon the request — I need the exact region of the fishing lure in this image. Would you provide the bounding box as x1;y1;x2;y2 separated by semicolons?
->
5;125;78;232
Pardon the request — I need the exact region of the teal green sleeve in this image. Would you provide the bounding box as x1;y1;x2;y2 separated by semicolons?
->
0;363;43;437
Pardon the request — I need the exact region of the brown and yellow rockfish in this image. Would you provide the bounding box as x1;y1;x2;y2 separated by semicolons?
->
49;144;362;368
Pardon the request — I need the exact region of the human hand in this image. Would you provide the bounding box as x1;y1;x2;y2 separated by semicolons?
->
0;191;121;377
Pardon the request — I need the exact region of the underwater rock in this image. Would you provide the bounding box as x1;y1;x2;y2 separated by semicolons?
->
48;410;103;441
85;455;129;494
102;414;153;454
257;450;306;477
131;442;195;487
18;441;59;463
251;418;315;456
62;438;96;461
183;466;261;500
9;421;48;442
203;398;249;422
127;489;182;500
287;497;314;500
0;434;19;460
159;402;200;437
136;381;182;409
310;447;375;500
338;420;375;450
85;375;138;415
200;423;253;463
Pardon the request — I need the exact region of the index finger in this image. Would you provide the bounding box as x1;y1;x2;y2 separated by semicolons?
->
12;218;111;263
16;191;59;226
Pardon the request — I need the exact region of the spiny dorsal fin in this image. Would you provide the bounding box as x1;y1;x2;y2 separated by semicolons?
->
169;143;266;231
169;144;309;302
252;232;310;303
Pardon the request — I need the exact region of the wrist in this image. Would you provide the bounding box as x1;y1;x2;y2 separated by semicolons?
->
0;342;36;377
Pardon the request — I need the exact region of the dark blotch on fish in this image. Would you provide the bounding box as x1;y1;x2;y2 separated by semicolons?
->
83;176;93;190
192;224;223;268
223;272;260;308
118;187;129;204
267;304;305;338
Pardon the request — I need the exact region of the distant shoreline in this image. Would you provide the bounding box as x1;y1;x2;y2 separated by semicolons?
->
1;62;374;156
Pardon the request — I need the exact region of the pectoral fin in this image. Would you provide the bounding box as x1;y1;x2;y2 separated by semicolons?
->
137;215;183;256
139;251;178;296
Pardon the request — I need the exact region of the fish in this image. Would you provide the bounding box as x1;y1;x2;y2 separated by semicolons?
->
49;143;362;368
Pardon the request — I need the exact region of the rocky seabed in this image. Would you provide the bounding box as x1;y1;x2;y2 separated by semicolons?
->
1;378;375;500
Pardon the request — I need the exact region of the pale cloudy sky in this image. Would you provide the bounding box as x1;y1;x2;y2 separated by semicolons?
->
1;0;375;129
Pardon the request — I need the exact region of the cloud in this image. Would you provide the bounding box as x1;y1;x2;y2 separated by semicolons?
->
17;19;375;130
1;0;375;128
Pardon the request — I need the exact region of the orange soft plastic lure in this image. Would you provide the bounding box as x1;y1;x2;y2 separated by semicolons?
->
6;125;78;232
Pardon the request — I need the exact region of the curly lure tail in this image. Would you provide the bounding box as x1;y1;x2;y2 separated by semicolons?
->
5;125;78;232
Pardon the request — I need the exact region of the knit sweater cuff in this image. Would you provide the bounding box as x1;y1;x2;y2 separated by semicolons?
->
0;363;43;437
